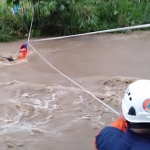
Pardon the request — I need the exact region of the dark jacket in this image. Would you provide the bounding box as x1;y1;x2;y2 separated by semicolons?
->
13;0;19;5
95;117;150;150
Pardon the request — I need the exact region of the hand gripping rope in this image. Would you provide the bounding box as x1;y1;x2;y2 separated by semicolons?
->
27;15;150;116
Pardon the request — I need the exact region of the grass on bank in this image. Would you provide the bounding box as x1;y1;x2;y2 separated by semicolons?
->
0;0;150;42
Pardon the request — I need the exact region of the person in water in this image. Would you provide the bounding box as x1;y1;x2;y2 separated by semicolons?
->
94;80;150;150
0;43;28;62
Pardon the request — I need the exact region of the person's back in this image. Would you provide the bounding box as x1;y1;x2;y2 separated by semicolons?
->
95;118;150;150
13;0;19;14
95;80;150;150
18;48;27;60
17;43;28;60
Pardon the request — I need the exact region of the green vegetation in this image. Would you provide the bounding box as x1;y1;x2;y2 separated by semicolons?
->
0;0;150;42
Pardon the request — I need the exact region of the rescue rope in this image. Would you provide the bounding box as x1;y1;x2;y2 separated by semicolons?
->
28;43;120;116
27;18;150;116
28;15;34;43
30;24;150;42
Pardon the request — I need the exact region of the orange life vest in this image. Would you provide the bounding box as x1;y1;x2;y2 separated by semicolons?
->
18;48;27;60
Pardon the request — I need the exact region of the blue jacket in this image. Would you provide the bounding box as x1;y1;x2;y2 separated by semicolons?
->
95;118;150;150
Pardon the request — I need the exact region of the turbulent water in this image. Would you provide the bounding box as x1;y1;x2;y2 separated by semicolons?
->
0;31;150;149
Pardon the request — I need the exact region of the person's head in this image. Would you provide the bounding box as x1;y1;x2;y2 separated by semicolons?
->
122;80;150;131
20;43;28;49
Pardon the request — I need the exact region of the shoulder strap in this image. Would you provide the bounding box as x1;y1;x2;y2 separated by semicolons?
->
109;117;127;132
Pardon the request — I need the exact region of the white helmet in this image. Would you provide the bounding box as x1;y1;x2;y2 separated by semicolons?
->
122;80;150;123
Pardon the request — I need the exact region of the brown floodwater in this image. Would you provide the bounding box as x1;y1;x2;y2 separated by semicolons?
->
0;31;150;150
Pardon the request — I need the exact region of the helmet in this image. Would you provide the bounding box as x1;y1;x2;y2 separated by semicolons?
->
20;43;28;49
122;80;150;123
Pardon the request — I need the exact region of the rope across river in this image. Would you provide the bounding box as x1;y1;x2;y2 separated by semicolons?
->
27;15;150;116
